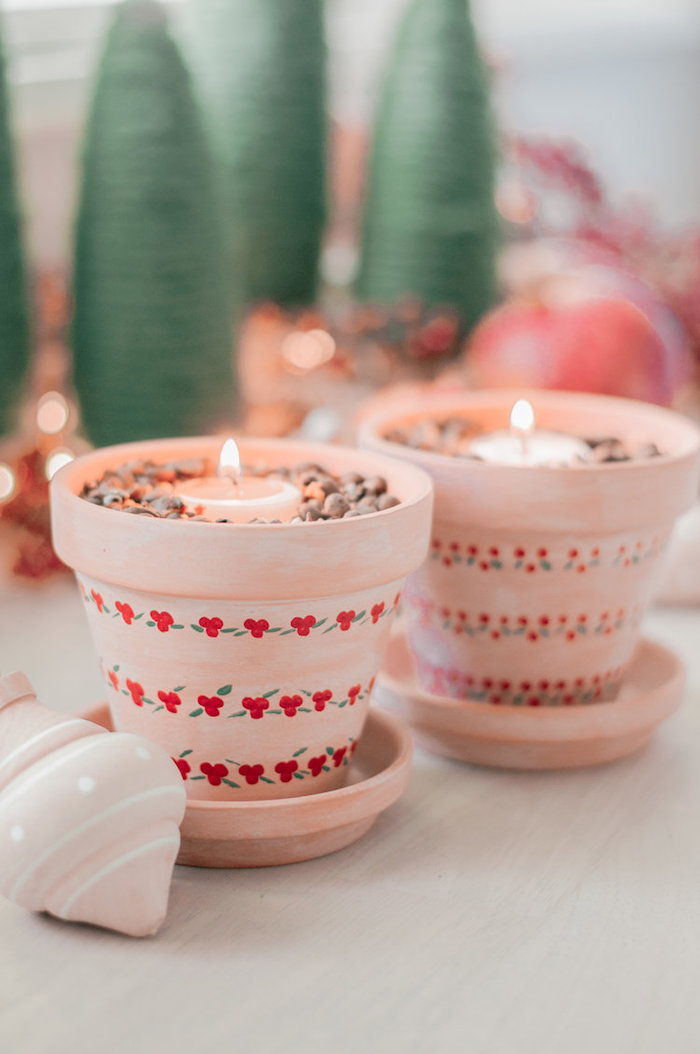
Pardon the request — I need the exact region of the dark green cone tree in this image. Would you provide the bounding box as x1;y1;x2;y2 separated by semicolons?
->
0;19;30;437
356;0;499;333
183;0;326;307
72;0;235;447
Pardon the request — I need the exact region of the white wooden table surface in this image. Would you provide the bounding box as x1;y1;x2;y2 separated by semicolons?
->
1;570;700;1054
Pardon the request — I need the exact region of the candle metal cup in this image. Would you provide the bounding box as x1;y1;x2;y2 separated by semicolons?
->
50;437;433;802
360;390;700;709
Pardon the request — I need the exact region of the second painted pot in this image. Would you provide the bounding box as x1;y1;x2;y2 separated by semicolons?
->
360;389;700;706
51;437;432;800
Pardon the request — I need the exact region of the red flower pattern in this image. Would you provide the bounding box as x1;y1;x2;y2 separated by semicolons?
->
242;696;270;720
198;694;224;717
91;590;104;612
332;747;347;768
336;610;355;631
347;684;361;706
199;616;223;638
108;670;119;691
371;602;385;624
151;610;174;633
291;615;316;636
244;618;270;638
200;762;228;786
126;678;144;707
274;759;299;783
173;757;190;780
158;690;181;713
238;763;264;785
312;689;332;712
115;601;134;624
308;755;327;777
280;694;303;717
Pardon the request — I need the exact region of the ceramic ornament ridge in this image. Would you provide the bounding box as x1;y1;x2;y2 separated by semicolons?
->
0;672;186;937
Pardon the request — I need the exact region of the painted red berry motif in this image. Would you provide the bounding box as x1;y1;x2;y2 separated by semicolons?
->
274;759;299;783
242;696;270;720
126;678;144;707
198;694;224;717
336;610;356;631
158;690;181;713
312;689;332;712
371;602;385;624
91;590;105;612
308;755;326;777
291;615;316;636
115;601;134;625
280;694;303;717
393;592;401;608
348;684;361;706
200;762;228;786
332;747;347;768
173;757;190;780
238;763;264;785
108;670;119;691
151;610;174;633
199;616;223;638
244;618;269;639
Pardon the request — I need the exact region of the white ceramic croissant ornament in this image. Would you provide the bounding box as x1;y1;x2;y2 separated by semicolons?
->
0;672;186;937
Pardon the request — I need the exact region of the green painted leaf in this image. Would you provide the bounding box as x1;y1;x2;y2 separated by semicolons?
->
143;697;154;706
190;775;205;781
217;684;233;695
267;627;281;633
260;776;274;784
315;617;327;628
279;628;295;636
154;705;164;712
222;778;240;789
326;747;334;756
146;620;155;627
292;772;304;780
353;610;366;622
322;765;330;772
134;612;144;620
171;624;184;630
228;710;246;718
220;627;236;633
263;689;279;698
292;747;308;757
322;625;335;634
234;630;247;637
173;685;185;692
540;561;552;571
179;749;193;757
189;707;203;717
191;623;205;632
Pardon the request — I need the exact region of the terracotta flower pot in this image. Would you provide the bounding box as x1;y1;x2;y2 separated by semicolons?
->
51;437;432;800
360;389;700;706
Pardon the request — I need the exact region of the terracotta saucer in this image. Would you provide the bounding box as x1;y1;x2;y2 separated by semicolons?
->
80;704;412;867
374;627;685;770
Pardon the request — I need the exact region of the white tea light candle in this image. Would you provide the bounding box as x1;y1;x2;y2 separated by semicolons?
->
177;439;301;522
468;399;591;466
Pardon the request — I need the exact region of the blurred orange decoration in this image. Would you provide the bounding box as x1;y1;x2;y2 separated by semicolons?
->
0;272;87;580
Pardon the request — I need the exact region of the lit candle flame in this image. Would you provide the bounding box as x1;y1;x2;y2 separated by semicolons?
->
217;438;241;487
510;398;535;436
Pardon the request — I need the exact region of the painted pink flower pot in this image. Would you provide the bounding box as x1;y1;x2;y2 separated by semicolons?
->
51;437;432;800
361;390;700;706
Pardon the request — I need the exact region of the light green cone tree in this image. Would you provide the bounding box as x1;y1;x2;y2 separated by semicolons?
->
0;18;30;437
72;0;235;447
182;0;326;307
356;0;499;333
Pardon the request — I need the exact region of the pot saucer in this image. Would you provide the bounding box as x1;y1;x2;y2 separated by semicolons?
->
79;704;412;867
374;627;685;770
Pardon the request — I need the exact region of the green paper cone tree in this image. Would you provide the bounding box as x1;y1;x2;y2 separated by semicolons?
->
183;0;326;307
356;0;499;333
72;0;235;447
0;19;31;438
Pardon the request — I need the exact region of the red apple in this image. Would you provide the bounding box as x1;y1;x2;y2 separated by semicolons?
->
466;291;678;406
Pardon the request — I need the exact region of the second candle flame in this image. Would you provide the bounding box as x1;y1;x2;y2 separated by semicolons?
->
217;438;242;487
510;399;535;436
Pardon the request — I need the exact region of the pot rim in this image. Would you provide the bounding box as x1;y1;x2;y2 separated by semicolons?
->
358;387;700;473
50;435;434;599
